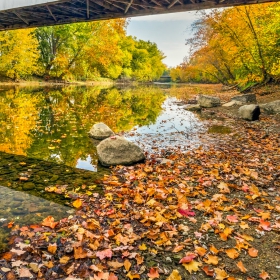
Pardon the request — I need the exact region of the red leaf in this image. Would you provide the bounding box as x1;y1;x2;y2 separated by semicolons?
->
226;215;239;223
179;253;197;263
147;267;160;279
178;208;195;217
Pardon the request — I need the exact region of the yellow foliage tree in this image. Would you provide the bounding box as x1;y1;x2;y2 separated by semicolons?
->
0;29;39;81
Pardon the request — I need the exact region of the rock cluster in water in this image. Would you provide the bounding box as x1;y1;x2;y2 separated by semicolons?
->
89;123;145;167
184;93;279;121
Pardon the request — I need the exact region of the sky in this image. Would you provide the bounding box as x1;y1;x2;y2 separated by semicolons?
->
127;11;201;68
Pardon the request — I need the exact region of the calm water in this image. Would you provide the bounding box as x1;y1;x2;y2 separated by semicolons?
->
0;84;205;250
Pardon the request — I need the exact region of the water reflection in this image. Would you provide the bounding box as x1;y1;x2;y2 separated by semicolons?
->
0;86;165;170
0;185;70;252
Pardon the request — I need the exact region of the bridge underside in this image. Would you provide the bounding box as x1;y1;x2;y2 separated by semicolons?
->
0;0;277;31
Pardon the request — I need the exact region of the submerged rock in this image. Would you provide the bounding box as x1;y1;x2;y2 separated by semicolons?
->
231;93;256;104
198;95;221;108
260;100;280;115
89;123;114;140
97;136;145;166
22;182;35;190
239;104;260;121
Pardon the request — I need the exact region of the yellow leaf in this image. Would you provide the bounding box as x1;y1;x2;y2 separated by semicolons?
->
203;255;219;265
182;260;201;273
126;272;140;279
214;268;228;280
47;244;57;254
124;259;131;271
166;270;182;280
73;198;82;208
138;243;147;250
59;255;70;264
134;193;144;204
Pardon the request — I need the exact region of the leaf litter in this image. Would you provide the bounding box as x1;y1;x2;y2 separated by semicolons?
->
0;111;280;280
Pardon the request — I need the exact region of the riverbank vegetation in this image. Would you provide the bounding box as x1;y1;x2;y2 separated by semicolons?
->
170;3;280;90
0;19;166;82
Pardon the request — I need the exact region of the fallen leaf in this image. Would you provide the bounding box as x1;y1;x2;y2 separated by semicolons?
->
147;267;160;279
48;244;57;254
138;243;147;250
59;256;70;264
73;198;83;208
203;255;219;265
225;248;239;259
74;247;88;259
166;270;182;280
179;252;197;263
42;216;58;229
107;261;123;269
96;249;112;260
248;247;258;257
124;259;131;271
182;260;201;273
195;246;207;256
19;268;33;278
214;268;228;280
259;270;270;279
202;266;214;276
126;272;140;279
237;261;247;273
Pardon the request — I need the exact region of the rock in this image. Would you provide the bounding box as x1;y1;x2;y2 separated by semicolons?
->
89;123;114;140
239;104;260;121
222;100;242;107
22;182;35;190
198;95;221;108
260;100;280;114
184;104;201;112
97;136;145;166
231;93;256;104
186;99;198;104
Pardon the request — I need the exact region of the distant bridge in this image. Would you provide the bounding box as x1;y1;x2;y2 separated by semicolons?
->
0;0;278;31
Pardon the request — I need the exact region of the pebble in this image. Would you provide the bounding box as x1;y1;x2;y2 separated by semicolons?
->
165;257;172;263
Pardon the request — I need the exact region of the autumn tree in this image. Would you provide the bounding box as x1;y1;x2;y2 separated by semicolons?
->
0;29;39;81
172;3;280;87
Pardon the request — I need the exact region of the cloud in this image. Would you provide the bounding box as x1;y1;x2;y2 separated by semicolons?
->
130;11;201;22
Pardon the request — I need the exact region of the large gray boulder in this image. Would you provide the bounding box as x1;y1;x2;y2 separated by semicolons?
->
89;123;114;140
198;95;221;108
260;100;280;115
239;104;260;121
231;93;256;104
97;136;145;166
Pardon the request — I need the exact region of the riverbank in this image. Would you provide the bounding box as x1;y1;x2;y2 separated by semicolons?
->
0;84;279;279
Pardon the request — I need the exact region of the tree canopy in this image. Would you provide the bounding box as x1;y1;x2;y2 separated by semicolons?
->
170;3;280;88
0;19;166;82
